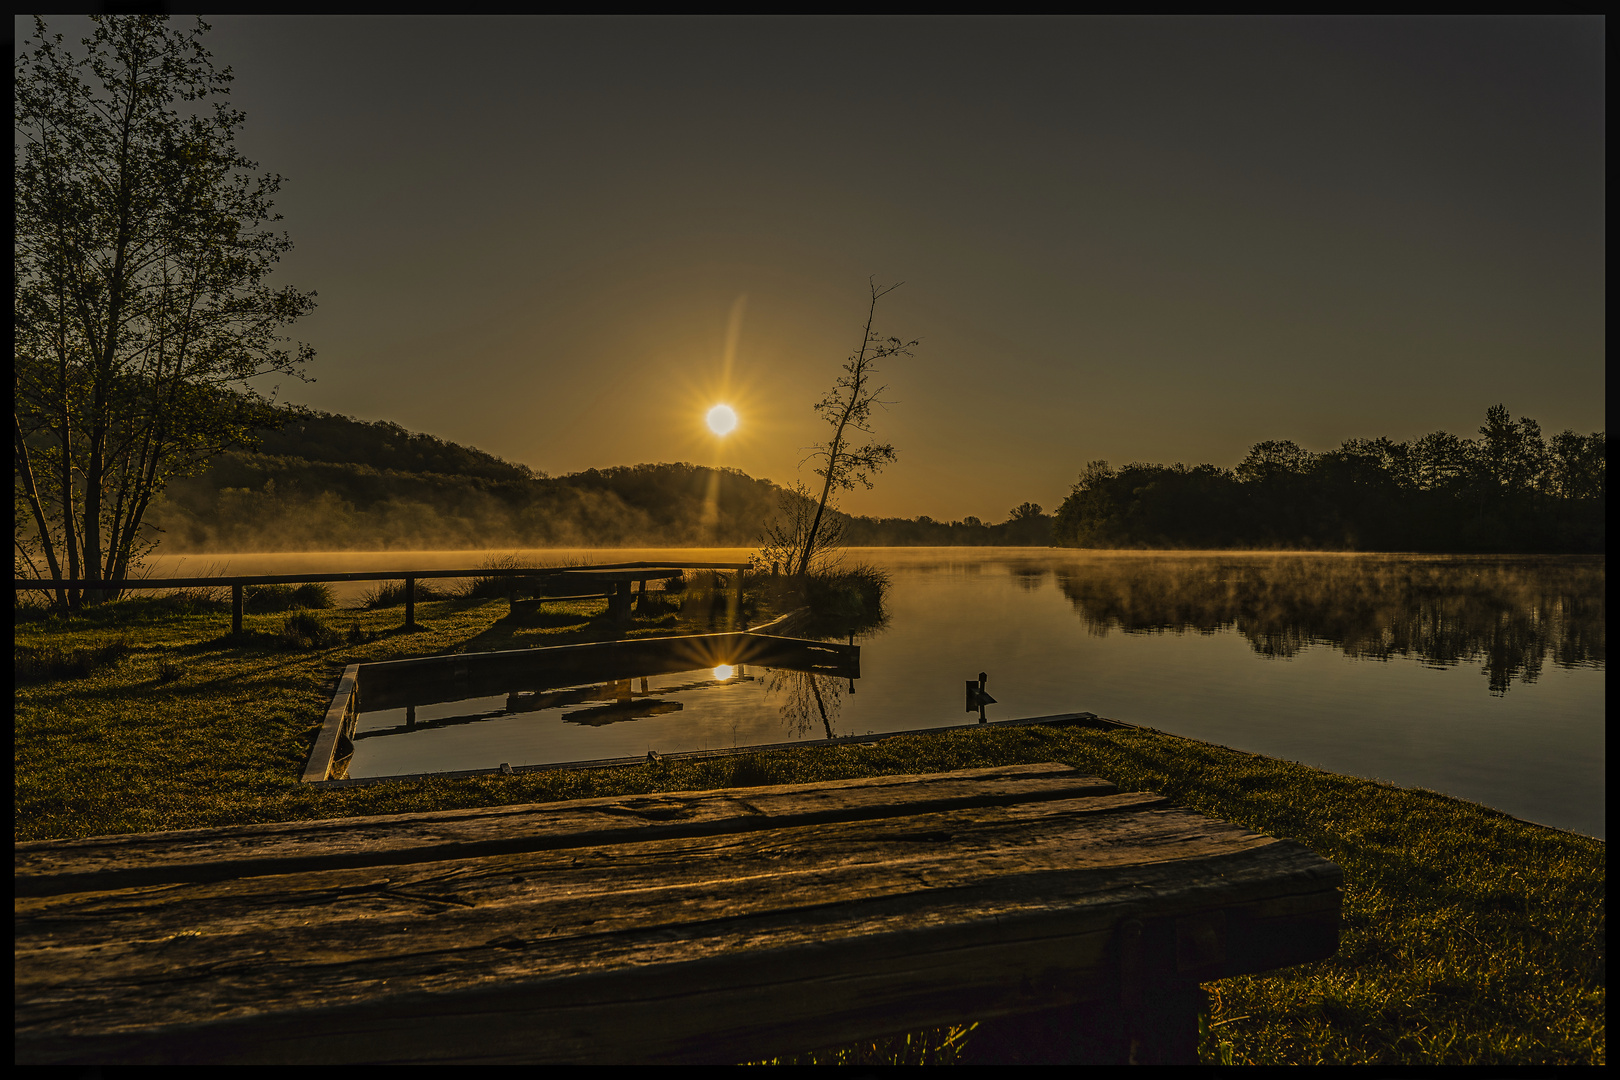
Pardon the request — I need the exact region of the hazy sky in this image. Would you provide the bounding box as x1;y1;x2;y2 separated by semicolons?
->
19;16;1605;519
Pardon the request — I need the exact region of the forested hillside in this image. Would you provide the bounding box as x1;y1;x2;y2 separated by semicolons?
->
148;410;786;550
144;408;1059;552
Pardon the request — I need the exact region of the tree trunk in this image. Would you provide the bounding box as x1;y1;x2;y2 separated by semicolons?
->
13;414;67;608
82;51;144;602
796;290;881;577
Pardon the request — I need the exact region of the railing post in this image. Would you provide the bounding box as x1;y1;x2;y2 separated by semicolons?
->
405;576;416;631
232;584;243;636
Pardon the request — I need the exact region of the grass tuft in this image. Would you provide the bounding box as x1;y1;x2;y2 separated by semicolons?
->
279;611;341;650
14;638;130;683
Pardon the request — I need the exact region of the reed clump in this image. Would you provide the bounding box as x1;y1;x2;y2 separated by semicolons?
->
460;554;594;600
246;582;335;613
360;580;450;609
751;562;891;637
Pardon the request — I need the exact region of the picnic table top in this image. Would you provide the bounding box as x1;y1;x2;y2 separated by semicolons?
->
15;763;1342;1065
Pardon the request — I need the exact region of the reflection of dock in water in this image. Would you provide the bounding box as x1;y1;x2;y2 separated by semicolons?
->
356;669;759;739
322;630;861;783
563;700;684;726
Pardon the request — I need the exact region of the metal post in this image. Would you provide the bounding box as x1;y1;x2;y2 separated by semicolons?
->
405;576;416;631
232;584;243;636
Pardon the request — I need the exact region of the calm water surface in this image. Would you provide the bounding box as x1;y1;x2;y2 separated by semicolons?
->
147;548;1606;838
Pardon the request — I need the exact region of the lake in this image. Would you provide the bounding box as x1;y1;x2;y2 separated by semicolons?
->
145;547;1607;838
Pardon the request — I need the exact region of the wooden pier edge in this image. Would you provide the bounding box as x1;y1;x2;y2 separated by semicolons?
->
309;712;1106;789
302;664;360;783
300;624;850;785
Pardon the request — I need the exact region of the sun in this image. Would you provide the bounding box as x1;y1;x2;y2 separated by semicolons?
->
706;404;738;436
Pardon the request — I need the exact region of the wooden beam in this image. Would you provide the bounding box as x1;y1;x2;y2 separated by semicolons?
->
12;563;749;591
14;767;1341;1065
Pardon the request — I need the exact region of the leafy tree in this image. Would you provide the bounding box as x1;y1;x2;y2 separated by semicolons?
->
789;279;917;576
1053;461;1119;547
1008;501;1042;522
1547;430;1606;501
1234;439;1316;484
1409;430;1476;493
14;15;315;605
1478;404;1548;497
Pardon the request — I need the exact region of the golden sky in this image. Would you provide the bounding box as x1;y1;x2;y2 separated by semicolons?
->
32;16;1602;520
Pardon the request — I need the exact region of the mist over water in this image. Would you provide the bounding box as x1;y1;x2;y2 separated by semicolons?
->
150;547;1604;837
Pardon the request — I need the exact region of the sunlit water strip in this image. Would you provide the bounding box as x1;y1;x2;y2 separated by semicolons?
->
145;547;1605;838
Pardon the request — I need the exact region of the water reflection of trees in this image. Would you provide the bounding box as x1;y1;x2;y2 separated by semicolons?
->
1052;556;1605;695
764;668;849;739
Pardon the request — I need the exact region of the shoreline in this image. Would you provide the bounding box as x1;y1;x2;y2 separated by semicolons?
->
13;593;1605;1065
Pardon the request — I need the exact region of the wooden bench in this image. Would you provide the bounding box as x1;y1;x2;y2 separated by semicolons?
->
14;763;1341;1065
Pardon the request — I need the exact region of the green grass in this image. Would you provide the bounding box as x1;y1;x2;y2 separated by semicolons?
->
12;590;1605;1067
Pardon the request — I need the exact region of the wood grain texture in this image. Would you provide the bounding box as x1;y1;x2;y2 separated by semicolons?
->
16;764;1111;893
14;764;1341;1065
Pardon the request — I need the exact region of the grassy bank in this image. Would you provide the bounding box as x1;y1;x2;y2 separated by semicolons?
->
12;591;1605;1066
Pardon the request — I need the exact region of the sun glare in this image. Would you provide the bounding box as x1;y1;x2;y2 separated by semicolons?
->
713;664;735;682
706;404;738;436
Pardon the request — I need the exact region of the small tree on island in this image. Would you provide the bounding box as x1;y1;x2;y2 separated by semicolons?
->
14;15;316;607
767;279;916;577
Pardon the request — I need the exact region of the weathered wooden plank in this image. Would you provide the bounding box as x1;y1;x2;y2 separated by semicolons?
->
16;800;1332;1014
15;766;1342;1065
16;837;1338;1065
16;764;1114;894
18;792;1187;944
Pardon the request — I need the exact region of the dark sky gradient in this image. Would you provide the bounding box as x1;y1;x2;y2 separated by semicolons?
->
19;16;1605;519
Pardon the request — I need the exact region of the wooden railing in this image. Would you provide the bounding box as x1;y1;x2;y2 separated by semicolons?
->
13;561;752;633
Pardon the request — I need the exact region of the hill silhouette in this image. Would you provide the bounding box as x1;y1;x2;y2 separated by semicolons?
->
150;409;782;550
146;407;1058;552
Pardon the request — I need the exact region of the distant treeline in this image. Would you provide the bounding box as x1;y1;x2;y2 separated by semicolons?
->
842;503;1055;547
1053;406;1605;553
141;404;1603;554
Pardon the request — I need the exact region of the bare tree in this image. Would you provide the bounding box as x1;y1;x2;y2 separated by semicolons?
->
757;480;844;577
791;280;917;577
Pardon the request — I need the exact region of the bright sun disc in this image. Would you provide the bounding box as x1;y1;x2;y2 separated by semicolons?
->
706;404;738;436
713;664;735;682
